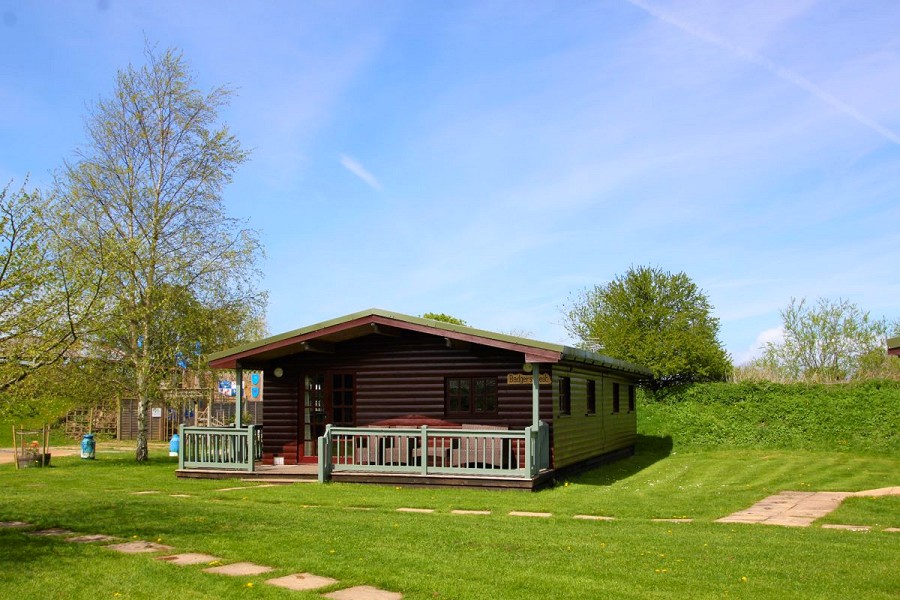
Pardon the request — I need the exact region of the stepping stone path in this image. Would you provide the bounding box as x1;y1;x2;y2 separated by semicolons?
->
203;561;274;576
0;521;31;528
652;518;693;523
66;534;118;543
157;553;221;566
395;508;434;513
107;540;174;554
451;510;491;515
573;515;614;521
266;573;339;591
27;528;75;536
821;524;870;532
509;511;552;518
324;585;403;600
716;486;900;528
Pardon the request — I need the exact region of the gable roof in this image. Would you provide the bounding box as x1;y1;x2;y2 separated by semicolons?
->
207;308;651;376
889;336;900;357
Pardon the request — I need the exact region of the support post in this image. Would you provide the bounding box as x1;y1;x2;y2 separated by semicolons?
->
420;425;429;475
531;364;540;430
235;364;244;429
178;424;185;470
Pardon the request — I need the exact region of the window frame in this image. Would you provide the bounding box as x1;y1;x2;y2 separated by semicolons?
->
559;376;571;416
444;376;499;417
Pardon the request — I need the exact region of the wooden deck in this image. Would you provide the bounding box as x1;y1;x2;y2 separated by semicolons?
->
176;463;554;490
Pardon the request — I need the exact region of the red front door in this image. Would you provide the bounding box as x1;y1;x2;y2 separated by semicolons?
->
298;372;355;463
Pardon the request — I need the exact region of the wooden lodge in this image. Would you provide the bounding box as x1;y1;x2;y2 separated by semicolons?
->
176;309;650;489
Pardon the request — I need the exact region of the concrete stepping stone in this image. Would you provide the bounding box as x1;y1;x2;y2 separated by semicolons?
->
266;573;338;591
27;528;75;536
345;507;374;511
203;562;274;576
107;541;174;554
395;508;434;514
509;511;552;518
572;515;614;521
215;484;280;492
716;491;853;527
451;510;491;515
170;494;193;498
66;534;118;543
157;553;221;565
821;524;870;532
0;521;31;528
883;528;900;533
323;585;403;600
652;518;693;523
131;490;160;495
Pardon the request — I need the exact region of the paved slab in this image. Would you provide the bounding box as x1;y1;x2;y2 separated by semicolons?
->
853;486;900;497
107;541;174;554
203;562;274;576
572;515;614;521
323;585;403;600
715;491;852;527
509;511;552;518
170;494;193;498
131;490;160;495
66;534;118;543
157;553;221;565
395;508;434;514
884;527;900;533
215;484;281;492
0;521;31;528
451;510;491;515
27;528;74;536
266;572;338;591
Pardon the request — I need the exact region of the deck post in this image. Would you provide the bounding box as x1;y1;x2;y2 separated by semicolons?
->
420;425;428;475
235;363;243;429
531;364;540;430
178;423;185;470
318;424;333;483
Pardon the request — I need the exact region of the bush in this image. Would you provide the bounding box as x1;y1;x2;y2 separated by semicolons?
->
639;380;899;454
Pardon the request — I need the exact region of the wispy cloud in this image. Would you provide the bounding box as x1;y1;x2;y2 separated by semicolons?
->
625;0;900;145
340;154;382;191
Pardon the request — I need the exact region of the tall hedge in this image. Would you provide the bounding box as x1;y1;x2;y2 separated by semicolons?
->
638;380;899;454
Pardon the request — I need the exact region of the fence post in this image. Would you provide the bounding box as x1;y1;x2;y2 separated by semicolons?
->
420;425;429;475
318;425;333;483
525;426;534;477
178;424;185;470
246;425;256;473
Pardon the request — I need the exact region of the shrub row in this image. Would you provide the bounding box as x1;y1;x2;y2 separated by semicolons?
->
638;380;899;454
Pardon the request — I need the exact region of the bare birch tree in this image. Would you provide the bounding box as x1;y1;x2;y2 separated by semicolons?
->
53;46;265;461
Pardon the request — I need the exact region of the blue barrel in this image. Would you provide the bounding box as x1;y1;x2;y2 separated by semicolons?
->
80;434;95;459
169;433;180;456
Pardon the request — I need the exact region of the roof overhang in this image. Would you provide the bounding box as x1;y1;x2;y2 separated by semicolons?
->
207;308;652;377
889;336;900;357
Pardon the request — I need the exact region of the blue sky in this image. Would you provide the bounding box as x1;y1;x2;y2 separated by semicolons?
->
2;1;898;363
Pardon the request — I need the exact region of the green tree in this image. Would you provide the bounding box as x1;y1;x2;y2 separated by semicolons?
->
52;45;266;461
760;297;890;381
422;312;468;326
562;266;731;389
0;180;102;416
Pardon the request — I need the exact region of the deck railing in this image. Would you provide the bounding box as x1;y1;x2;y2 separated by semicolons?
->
318;423;549;482
179;424;263;472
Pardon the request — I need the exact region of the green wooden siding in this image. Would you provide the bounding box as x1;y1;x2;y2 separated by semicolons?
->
551;364;638;469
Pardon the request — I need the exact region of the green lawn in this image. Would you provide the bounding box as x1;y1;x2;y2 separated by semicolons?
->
1;439;897;599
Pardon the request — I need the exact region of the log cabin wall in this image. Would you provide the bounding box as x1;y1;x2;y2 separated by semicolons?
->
258;331;556;464
550;362;640;469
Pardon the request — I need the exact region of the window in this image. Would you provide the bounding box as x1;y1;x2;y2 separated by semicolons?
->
612;382;620;413
586;380;596;415
331;373;355;426
446;377;497;415
559;377;571;415
628;385;636;412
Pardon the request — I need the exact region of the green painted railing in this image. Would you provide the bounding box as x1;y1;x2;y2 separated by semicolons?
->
318;423;549;482
179;424;263;472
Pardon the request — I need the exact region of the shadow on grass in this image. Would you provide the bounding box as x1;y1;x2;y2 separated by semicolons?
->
570;434;673;487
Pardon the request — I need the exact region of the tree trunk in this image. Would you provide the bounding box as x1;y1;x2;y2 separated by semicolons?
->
135;396;149;462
